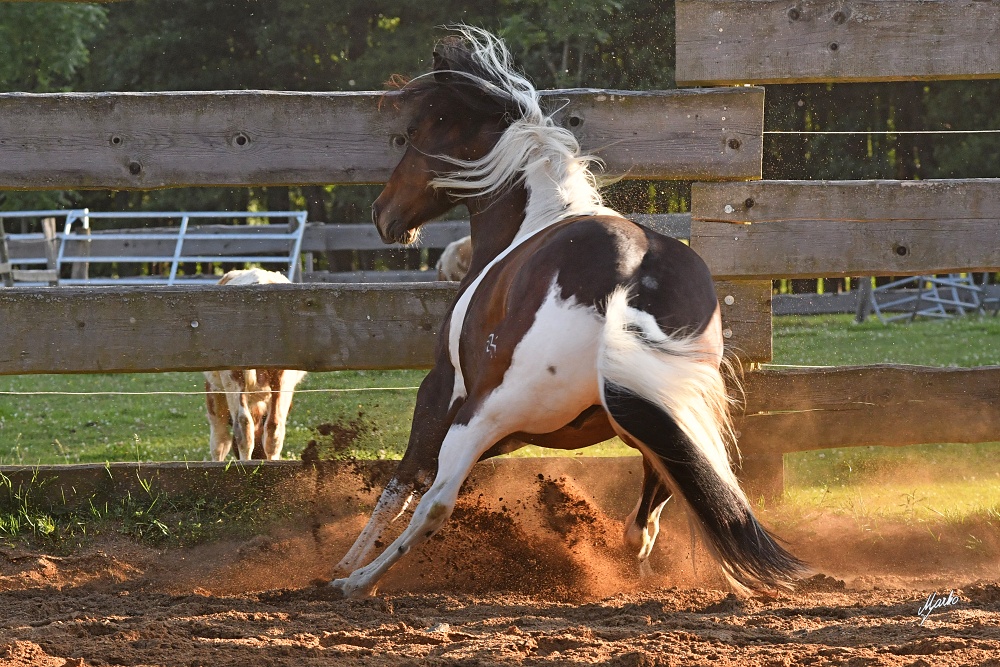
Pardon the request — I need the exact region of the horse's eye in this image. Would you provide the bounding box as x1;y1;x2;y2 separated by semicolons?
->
406;126;417;137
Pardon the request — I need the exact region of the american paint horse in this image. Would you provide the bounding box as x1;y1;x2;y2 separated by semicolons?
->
330;27;806;597
205;268;306;461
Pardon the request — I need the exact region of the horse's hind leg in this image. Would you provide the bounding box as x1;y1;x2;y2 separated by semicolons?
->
205;375;233;461
625;456;672;577
263;370;305;460
603;383;805;591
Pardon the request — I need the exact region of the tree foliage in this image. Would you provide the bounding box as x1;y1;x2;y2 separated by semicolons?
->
765;81;1000;181
0;1;997;220
0;4;105;93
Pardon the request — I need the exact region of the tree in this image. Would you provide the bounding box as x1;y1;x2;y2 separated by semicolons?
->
0;4;106;211
0;4;105;93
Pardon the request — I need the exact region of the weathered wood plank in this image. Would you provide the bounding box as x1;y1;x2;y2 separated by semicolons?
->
737;365;1000;452
304;270;440;283
0;284;455;374
690;180;1000;279
0;88;762;190
302;221;470;253
676;0;1000;84
0;280;766;375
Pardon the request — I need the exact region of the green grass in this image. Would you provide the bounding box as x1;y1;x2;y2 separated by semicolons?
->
772;313;1000;367
0;370;425;465
773;314;1000;521
0;465;291;550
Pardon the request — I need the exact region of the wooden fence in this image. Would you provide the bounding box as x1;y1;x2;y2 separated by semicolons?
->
2;0;999;500
678;0;1000;494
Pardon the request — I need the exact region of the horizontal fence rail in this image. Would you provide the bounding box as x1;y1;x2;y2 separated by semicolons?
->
0;284;454;374
676;0;1000;84
0;280;771;375
739;365;1000;452
690;179;1000;279
0;88;763;190
4;214;694;258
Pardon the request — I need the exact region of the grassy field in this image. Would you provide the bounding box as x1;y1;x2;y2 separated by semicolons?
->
2;313;999;520
775;314;1000;520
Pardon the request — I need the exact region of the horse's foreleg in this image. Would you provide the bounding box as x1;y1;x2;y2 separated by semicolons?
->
329;414;501;598
333;475;421;575
624;456;672;577
220;370;255;460
333;364;456;576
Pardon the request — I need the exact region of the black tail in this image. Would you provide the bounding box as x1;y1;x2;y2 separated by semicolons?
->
603;384;808;591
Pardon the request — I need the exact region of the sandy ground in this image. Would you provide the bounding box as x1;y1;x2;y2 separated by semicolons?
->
2;463;1000;667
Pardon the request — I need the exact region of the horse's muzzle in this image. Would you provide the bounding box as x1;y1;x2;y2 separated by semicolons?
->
372;203;419;245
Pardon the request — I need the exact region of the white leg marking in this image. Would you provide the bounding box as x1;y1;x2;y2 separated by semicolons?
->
623;494;669;577
334;479;417;575
330;419;501;598
217;371;255;460
637;498;670;577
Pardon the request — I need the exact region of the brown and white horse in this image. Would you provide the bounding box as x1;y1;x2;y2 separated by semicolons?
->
205;268;306;461
330;27;806;597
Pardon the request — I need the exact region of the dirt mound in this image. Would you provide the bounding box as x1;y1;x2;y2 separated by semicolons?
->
3;456;1000;665
381;474;638;599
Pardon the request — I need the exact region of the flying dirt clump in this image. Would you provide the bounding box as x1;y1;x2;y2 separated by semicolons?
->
301;413;392;494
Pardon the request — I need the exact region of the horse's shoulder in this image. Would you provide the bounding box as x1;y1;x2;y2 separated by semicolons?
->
535;214;659;252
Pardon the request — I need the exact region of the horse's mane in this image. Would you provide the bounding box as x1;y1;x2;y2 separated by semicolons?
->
407;26;614;239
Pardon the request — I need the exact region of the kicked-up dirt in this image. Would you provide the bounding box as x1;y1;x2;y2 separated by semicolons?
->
1;458;999;666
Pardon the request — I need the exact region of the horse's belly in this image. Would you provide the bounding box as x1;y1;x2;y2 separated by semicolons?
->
478;285;602;435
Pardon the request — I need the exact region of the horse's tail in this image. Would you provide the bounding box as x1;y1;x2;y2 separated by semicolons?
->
598;288;807;592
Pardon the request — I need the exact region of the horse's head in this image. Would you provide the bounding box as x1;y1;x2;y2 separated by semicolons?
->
372;31;528;245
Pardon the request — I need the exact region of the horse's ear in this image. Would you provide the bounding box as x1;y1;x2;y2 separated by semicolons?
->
432;49;454;82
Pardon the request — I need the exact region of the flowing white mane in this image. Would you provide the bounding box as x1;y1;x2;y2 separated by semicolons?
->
427;26;617;240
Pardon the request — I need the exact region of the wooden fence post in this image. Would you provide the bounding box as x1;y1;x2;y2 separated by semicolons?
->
41;217;59;286
0;221;13;287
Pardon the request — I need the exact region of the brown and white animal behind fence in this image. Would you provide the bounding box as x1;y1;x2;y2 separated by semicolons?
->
435;235;472;281
204;268;306;461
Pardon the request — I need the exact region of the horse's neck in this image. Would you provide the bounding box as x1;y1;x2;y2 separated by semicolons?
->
463;186;528;280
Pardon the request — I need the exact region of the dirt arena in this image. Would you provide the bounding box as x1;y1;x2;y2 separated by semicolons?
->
2;459;1000;666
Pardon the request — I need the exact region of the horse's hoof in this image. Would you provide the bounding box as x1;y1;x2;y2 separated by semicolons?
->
329;577;373;599
328;578;352;599
638;558;655;579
